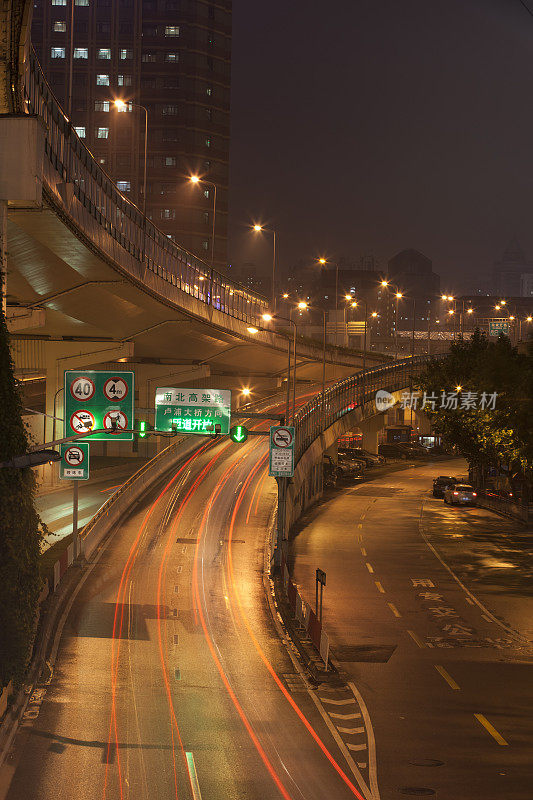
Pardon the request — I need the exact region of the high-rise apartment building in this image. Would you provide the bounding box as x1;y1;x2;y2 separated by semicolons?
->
31;0;231;266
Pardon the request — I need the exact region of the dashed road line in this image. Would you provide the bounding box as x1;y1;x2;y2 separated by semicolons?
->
474;714;509;745
365;563;374;574
434;664;460;690
361;547;367;556
329;712;362;720
320;696;357;706
375;581;385;593
407;629;426;649
387;602;401;618
186;751;203;799
347;742;367;752
336;726;365;735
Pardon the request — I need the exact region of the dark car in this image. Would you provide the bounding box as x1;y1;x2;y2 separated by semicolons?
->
378;443;407;459
323;454;338;488
339;447;384;467
336;457;365;484
433;475;457;498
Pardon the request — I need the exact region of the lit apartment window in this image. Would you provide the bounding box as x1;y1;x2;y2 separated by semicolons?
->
97;127;109;138
116;180;130;192
94;100;110;111
116;101;132;112
75;0;89;5
165;52;179;62
96;74;109;86
51;47;65;58
51;0;67;5
161;208;175;219
142;53;157;62
118;75;132;86
53;21;66;32
203;189;210;199
120;49;133;60
74;47;88;59
74;126;86;138
162;104;178;115
202;240;209;251
205;137;211;147
164;156;176;166
98;48;111;59
206;87;212;96
165;25;180;36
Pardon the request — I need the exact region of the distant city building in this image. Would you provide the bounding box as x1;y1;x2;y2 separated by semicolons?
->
386;248;440;333
492;239;533;297
31;0;231;266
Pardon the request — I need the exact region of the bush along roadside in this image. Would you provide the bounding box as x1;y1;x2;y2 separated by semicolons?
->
0;295;46;690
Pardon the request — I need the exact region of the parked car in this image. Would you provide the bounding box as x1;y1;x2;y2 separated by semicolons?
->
339;447;384;467
336;457;365;484
444;483;478;506
322;454;338;488
396;442;426;458
432;475;457;498
378;443;409;459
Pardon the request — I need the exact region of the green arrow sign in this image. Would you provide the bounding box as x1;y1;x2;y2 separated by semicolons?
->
230;425;248;443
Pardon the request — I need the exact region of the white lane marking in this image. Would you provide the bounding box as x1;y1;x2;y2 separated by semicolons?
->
418;504;529;643
375;581;385;593
348;680;380;800
176;565;183;574
320;697;357;705
361;547;367;556
347;742;367;751
186;751;203;800
329;712;362;720
387;602;401;618
305;693;374;800
337;726;365;734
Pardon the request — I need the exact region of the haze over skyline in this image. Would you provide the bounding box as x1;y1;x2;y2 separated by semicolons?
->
229;0;533;291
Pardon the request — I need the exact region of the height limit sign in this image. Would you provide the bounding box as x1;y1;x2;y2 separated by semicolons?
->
269;426;295;478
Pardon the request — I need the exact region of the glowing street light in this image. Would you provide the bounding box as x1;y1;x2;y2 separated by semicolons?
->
345;294;352;301
456;385;462;392
282;293;289;299
241;387;251;396
396;292;403;299
247;326;258;334
190;175;217;267
297;301;308;310
252;224;277;310
371;311;378;318
318;258;327;265
262;313;273;322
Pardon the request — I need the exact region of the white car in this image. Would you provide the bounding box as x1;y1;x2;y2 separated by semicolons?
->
444;483;478;506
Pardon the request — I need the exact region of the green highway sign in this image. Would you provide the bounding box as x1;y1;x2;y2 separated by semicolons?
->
269;425;295;478
59;441;90;480
489;320;509;337
230;424;248;443
155;387;231;435
64;371;134;441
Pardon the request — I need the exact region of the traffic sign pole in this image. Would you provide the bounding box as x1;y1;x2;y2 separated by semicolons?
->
73;480;79;559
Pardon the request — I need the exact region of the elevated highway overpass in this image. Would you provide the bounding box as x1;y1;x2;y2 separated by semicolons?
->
0;8;389;473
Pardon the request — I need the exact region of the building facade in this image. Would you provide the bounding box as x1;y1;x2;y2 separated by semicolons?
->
31;0;231;266
492;240;533;298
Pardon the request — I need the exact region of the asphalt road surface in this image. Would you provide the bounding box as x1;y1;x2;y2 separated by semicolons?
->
1;397;378;800
290;458;533;799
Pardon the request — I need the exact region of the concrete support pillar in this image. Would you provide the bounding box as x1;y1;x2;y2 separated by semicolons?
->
359;413;386;454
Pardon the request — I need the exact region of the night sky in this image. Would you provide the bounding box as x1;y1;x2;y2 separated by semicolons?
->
229;0;533;291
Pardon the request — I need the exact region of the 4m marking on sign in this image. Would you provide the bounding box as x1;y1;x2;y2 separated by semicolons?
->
103;376;129;401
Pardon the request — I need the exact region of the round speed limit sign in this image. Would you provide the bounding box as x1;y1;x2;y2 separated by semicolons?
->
70;376;95;402
103;376;129;402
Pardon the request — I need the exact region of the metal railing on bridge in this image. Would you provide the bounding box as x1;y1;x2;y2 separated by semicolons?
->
294;355;443;463
22;51;268;328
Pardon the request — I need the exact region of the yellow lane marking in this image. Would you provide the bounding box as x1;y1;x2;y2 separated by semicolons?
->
407;629;425;649
365;562;374;574
474;714;509;745
357;523;363;529
387;602;401;618
375;581;385;593
434;664;460;690
361;547;367;556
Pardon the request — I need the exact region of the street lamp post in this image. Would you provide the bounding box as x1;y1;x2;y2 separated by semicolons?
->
253;225;277;311
190;175;217;267
114;99;148;265
381;281;403;359
262;312;295;426
295;301;326;430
